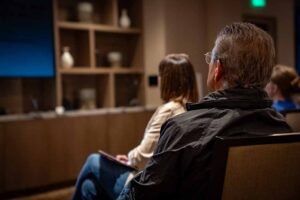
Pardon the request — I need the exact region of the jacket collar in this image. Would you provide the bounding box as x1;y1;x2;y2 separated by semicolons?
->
186;87;273;111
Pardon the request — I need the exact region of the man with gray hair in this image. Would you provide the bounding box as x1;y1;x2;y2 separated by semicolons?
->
117;22;291;200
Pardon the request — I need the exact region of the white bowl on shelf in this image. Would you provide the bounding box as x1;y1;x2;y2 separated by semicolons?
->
107;51;122;67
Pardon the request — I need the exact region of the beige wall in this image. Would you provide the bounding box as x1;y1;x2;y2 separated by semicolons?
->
143;0;295;106
164;0;206;71
143;0;166;106
242;0;295;67
143;0;207;106
206;0;294;66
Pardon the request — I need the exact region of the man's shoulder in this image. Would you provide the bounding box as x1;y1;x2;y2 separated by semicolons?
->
163;109;199;130
159;109;214;141
169;106;215;126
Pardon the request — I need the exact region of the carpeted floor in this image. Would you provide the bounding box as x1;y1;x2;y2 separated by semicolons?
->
12;187;74;200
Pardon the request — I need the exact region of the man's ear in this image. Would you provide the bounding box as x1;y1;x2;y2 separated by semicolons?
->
214;60;223;82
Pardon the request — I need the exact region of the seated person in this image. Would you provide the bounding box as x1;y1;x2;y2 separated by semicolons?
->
117;22;292;200
72;54;199;200
265;64;300;112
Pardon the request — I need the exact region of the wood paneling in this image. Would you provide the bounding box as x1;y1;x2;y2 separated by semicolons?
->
0;124;4;193
107;112;136;155
4;120;48;191
0;110;153;194
107;110;153;155
133;111;153;141
42;115;109;184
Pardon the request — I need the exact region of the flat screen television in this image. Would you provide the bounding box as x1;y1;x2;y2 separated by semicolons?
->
0;0;55;77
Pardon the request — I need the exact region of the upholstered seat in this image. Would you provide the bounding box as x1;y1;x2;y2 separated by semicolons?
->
208;133;300;200
283;110;300;132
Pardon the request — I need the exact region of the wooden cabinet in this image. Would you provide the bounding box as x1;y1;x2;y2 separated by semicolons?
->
0;78;56;114
54;0;144;110
0;109;153;196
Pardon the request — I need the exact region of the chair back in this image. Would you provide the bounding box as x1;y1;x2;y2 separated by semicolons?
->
208;133;300;200
284;111;300;131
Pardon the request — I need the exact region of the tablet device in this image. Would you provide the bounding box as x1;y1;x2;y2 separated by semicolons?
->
98;150;138;171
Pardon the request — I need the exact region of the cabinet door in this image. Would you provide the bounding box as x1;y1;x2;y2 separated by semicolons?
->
107;112;136;154
106;110;154;155
2;114;109;193
4;120;48;192
0;124;4;193
45;115;108;182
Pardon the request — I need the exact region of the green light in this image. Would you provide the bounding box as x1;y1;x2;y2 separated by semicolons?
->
251;0;266;8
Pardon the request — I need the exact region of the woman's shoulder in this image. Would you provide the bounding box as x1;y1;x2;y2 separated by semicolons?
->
160;101;183;110
156;101;185;116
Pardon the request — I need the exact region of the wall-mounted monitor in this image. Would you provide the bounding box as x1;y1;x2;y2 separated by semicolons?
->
0;0;55;77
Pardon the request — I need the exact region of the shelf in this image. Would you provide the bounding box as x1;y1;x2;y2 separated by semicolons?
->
59;29;91;67
117;0;142;28
111;67;144;74
59;67;144;75
54;0;144;109
95;32;142;67
57;0;114;25
58;21;93;30
62;74;110;109
59;68;111;75
58;21;141;34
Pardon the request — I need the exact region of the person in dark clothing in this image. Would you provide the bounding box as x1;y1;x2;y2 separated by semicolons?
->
117;22;292;200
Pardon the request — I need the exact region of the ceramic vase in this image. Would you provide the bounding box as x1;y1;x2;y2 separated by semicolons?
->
77;2;93;23
119;9;131;28
61;47;74;68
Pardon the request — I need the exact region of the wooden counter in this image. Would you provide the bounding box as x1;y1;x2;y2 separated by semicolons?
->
0;108;154;196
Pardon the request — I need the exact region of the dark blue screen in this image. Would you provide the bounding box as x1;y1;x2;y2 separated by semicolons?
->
296;12;300;74
0;0;55;77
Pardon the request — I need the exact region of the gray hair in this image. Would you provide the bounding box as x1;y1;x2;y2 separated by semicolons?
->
212;22;275;89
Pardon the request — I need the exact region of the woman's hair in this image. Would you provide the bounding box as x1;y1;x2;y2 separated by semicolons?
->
212;22;275;89
270;65;300;99
159;54;199;103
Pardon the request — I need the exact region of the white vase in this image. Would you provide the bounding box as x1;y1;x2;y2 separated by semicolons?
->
119;9;131;28
107;51;122;67
61;47;74;68
77;2;93;23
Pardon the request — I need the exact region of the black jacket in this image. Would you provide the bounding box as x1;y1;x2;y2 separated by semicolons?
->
118;88;291;200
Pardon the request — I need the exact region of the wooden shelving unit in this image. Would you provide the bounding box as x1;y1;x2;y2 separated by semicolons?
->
53;0;144;109
58;21;142;34
59;67;144;75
